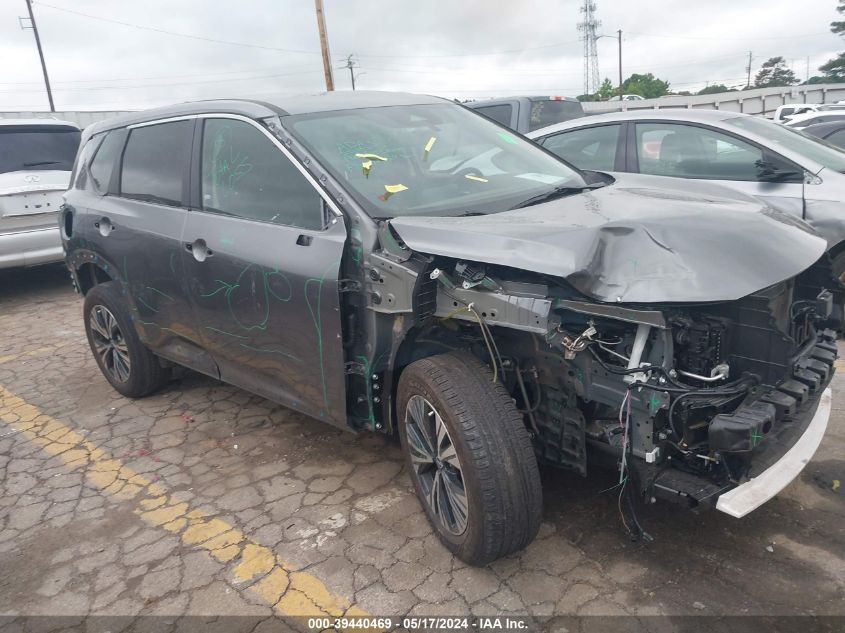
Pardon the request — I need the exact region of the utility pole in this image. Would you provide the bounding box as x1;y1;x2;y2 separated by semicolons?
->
21;0;55;112
342;54;358;90
617;29;623;101
746;51;753;89
314;0;334;91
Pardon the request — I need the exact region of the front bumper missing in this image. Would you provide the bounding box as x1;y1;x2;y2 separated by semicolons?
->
715;386;831;518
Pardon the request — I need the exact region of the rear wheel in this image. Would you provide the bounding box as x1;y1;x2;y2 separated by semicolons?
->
83;282;169;398
397;352;542;565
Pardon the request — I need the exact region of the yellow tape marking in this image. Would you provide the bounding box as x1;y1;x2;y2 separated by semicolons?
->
0;385;365;617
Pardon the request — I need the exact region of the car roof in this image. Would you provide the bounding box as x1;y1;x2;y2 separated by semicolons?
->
83;91;448;139
526;108;745;138
0;117;79;129
468;95;580;107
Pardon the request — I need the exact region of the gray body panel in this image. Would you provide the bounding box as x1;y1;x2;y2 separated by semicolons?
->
390;173;827;304
182;210;347;425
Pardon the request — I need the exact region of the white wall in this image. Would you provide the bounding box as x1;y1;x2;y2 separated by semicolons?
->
582;84;845;116
0;110;133;128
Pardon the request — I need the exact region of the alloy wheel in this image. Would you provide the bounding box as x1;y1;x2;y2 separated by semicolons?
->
89;305;131;383
405;394;469;535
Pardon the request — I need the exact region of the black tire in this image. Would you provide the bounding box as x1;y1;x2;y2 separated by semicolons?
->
397;352;542;565
83;282;169;398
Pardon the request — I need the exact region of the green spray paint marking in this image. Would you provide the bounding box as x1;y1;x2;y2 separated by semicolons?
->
649;392;662;414
751;428;763;447
138;320;181;336
238;343;300;362
204;326;248;339
146;287;175;302
169;252;177;276
304;259;342;412
201;280;238;299
137;295;159;314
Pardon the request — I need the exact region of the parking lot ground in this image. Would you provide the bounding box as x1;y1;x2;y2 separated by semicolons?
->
0;265;844;626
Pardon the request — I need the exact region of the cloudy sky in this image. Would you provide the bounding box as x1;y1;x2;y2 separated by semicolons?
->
1;0;843;111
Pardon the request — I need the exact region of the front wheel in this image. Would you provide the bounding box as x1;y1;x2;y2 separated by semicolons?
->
397;352;542;565
83;282;169;398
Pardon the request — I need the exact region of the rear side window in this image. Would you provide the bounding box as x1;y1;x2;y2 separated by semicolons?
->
200;118;323;230
825;129;845;148
541;124;621;171
0;125;80;175
473;104;513;128
528;100;584;131
89;131;123;193
120;121;191;206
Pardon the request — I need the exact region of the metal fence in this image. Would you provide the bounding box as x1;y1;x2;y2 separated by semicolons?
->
582;83;845;116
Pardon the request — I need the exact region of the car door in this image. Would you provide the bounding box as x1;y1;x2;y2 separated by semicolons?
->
182;114;348;426
79;118;217;376
539;123;625;172
630;121;805;220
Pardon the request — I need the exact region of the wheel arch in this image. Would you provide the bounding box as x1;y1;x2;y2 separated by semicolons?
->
75;261;115;295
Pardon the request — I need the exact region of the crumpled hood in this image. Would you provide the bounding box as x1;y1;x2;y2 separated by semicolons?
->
0;170;70;197
389;173;827;304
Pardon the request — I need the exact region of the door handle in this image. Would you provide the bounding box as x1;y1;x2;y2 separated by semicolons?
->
185;238;213;262
94;217;115;237
296;234;313;247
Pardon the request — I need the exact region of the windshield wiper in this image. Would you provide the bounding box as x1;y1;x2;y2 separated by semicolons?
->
23;160;60;167
512;182;605;209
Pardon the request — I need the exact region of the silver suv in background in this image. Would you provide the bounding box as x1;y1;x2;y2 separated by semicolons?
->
467;95;584;134
0;119;81;269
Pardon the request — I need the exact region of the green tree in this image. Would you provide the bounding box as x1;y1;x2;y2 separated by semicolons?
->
596;77;618;100
820;53;845;81
754;56;798;88
621;73;670;98
832;0;845;34
697;84;733;95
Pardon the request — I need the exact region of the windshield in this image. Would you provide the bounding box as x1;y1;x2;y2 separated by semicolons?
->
285;103;587;219
0;126;81;175
725;115;845;173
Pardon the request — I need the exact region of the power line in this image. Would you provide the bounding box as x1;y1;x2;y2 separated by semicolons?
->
33;1;581;60
626;30;831;41
0;69;323;93
35;1;321;55
0;63;320;86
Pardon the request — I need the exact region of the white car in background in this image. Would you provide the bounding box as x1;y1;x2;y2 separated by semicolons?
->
785;110;845;130
0;119;80;269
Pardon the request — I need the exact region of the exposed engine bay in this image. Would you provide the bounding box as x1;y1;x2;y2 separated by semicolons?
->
353;233;841;539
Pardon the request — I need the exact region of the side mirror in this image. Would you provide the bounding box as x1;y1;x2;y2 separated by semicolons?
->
756;159;804;183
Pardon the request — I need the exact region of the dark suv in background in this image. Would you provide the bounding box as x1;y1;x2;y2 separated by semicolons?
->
63;91;836;565
467;95;584;134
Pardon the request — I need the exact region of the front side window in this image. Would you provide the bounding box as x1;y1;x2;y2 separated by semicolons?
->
635;122;765;181
541;124;621;171
201;119;323;230
120;121;191;206
286;103;587;219
0;125;80;175
726;115;845;173
473;104;513;127
89;131;123;193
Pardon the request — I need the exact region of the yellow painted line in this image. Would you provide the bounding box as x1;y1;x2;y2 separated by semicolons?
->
0;346;56;365
834;359;845;372
0;385;366;617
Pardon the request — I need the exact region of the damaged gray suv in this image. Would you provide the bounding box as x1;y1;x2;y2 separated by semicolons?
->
63;92;838;565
